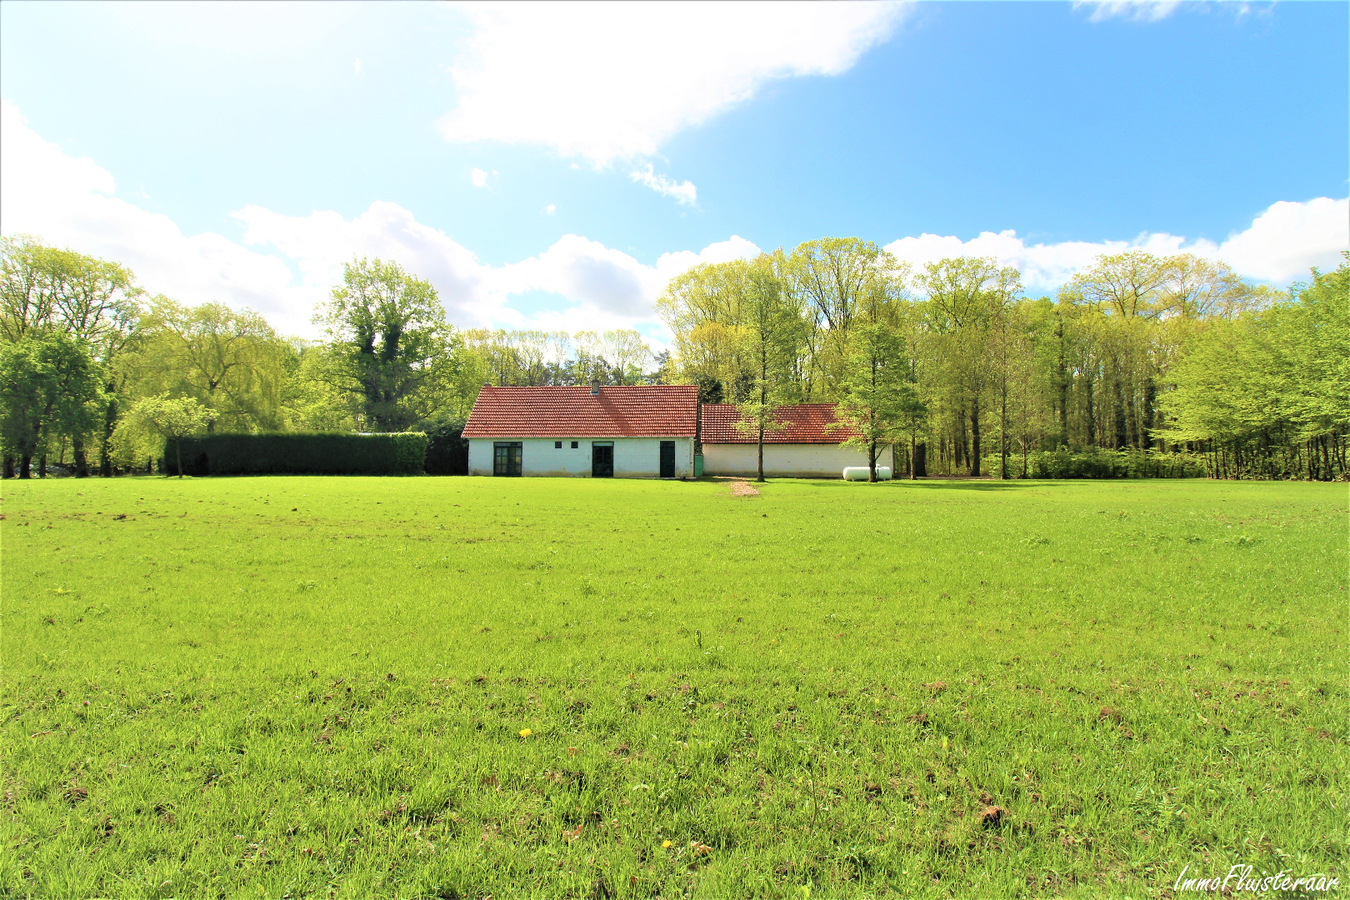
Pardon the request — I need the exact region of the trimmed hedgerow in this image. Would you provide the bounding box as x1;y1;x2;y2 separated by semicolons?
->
164;433;428;476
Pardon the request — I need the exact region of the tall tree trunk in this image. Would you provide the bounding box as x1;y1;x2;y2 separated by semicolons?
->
2;456;13;479
914;442;927;478
73;435;89;478
868;440;877;483
756;423;765;483
910;434;917;480
970;401;981;477
1112;376;1127;450
1055;316;1069;447
100;391;118;477
19;455;31;479
1085;376;1096;449
38;453;47;478
956;410;968;472
999;379;1009;481
1142;378;1157;450
1125;389;1138;450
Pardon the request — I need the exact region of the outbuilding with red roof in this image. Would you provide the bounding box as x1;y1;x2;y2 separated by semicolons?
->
463;383;698;477
699;403;894;478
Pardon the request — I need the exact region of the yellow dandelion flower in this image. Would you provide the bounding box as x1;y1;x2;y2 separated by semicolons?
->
662;840;672;849
519;728;532;738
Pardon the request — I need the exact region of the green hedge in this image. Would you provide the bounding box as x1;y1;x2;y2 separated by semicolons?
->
983;448;1208;480
164;433;429;476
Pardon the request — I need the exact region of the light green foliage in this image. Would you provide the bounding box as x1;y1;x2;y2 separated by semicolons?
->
920;257;1021;476
278;340;362;433
732;253;807;480
127;298;286;433
832;322;916;481
112;395;209;477
0;235;140;350
788;238;895;399
316;258;453;432
2;478;1344;898
1161;256;1350;478
657;259;756;399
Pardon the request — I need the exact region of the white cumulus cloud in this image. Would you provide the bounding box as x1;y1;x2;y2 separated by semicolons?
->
440;1;910;202
0;100;309;333
470;167;489;188
0;100;756;340
884;197;1350;293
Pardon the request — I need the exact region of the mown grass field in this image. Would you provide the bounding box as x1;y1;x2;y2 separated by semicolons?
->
1;476;1346;899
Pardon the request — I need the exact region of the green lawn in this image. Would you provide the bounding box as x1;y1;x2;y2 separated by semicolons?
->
1;476;1346;899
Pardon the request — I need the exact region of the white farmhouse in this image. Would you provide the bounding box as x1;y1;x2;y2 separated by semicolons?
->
463;383;698;478
700;403;895;478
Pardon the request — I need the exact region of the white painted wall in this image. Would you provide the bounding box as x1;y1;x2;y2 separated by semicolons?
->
469;437;694;477
702;443;894;478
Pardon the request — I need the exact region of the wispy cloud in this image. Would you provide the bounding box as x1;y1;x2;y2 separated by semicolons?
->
470;167;489;188
1075;0;1182;23
629;165;697;206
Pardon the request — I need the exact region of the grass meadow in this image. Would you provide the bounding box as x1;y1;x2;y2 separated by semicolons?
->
1;475;1346;899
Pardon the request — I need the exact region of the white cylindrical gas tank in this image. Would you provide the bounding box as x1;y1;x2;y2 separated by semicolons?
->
843;466;893;481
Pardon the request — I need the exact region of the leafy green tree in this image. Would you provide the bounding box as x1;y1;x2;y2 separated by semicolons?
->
278;340;362;432
921;257;1020;475
730;253;806;481
113;395;209;478
316;258;452;432
0;332;103;478
831;321;915;482
0;236;141;476
657;260;754;400
128;299;286;433
788;237;894;399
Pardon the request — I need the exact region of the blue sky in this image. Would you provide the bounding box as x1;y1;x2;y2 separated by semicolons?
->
2;1;1346;340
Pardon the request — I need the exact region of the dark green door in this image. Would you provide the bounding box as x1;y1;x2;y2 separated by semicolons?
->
591;442;613;477
660;441;676;478
493;442;522;476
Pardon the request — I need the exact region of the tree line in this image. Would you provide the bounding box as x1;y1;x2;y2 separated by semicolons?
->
655;239;1347;481
0;237;664;478
2;233;1344;481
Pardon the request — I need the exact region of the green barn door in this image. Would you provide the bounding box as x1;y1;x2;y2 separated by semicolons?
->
493;442;522;476
591;442;614;477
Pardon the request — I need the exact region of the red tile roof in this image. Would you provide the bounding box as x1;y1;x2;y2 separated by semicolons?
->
463;385;699;439
699;403;861;444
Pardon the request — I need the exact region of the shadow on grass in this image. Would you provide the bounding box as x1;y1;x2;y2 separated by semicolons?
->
786;477;1047;492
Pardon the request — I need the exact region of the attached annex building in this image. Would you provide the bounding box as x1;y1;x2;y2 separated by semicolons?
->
463;384;698;478
700;403;895;478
